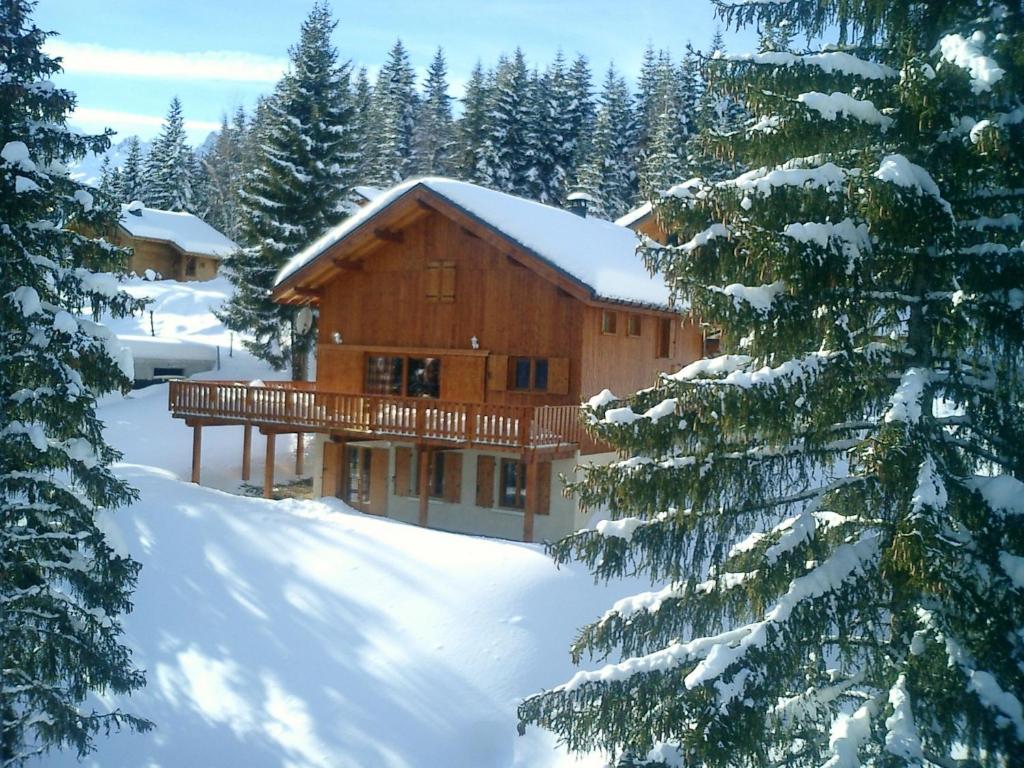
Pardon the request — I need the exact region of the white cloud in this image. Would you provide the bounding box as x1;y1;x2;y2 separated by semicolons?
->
70;107;221;143
45;40;287;83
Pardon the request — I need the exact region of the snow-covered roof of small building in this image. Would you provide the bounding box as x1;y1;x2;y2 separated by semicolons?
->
353;185;384;202
119;204;238;259
614;202;654;229
276;178;671;308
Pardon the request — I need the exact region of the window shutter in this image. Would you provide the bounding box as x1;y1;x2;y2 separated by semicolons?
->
443;452;463;503
394;447;412;496
487;355;508;391
426;261;440;301
475;455;495;507
440;262;456;302
535;461;552;515
547;357;570;395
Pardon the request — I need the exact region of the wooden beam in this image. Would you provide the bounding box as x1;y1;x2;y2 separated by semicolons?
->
241;424;252;481
418;445;430;527
191;424;202;484
332;257;363;270
263;432;276;499
523;453;537;543
293;286;321;298
295;432;304;475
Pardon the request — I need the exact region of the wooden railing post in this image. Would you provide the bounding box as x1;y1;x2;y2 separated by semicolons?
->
241;424;252;481
263;432;276;499
191;424;202;484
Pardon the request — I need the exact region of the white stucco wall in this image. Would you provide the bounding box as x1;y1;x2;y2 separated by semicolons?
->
309;436;620;543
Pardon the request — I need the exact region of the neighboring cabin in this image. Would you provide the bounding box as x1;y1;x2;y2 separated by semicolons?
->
170;178;704;542
115;202;237;281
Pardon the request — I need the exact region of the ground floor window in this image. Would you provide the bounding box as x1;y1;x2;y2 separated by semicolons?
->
499;459;526;509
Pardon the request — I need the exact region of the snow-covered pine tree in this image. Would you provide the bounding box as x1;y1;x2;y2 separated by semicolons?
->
564;54;596;193
218;1;357;380
692;28;750;181
366;39;417;186
525;51;578;206
413;48;455;177
575;64;637;220
143;97;194;211
1;1;151;763
520;1;1024;766
116;136;145;203
477;48;536;196
95;154;116;198
455;61;491;183
639;50;700;198
200;111;245;241
350;66;373;185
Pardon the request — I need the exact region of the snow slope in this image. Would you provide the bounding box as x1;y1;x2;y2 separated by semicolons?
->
46;278;636;767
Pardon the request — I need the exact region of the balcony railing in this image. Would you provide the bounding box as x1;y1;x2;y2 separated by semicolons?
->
168;380;592;451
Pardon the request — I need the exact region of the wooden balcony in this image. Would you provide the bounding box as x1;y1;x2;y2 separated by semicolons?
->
168;379;592;453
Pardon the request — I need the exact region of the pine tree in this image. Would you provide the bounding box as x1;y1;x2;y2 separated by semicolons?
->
692;29;749;181
1;1;151;763
526;50;580;206
366;39;417;186
639;50;701;197
95;154;116;198
564;54;596;192
575;64;637;220
218;1;357;380
413;47;455;176
350;66;373;184
117;136;145;203
520;1;1024;766
200;111;245;241
143;97;194;211
456;61;490;183
477;48;536;196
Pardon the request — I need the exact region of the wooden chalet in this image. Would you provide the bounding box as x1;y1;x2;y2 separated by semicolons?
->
169;178;703;542
117;202;237;281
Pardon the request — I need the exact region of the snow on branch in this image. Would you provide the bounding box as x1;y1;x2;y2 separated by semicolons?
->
724;51;898;81
796;91;893;130
936;31;1005;94
884;674;926;764
708;280;787;313
883;367;930;425
873;154;952;215
555;534;880;695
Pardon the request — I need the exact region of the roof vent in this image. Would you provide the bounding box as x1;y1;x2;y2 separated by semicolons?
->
126;200;144;216
566;190;596;218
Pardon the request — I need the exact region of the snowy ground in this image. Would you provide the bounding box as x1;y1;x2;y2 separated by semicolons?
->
47;278;640;767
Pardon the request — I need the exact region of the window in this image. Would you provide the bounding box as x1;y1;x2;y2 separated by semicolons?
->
153;367;185;378
185;257;197;276
627;314;642;337
499;459;526;509
426;261;455;303
412;450;462;502
703;329;722;358
365;355;441;398
346;447;372;506
509;357;549;392
656;318;672;358
601;310;618;335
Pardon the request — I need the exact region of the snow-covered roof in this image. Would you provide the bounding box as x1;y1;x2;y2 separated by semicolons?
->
276;178;671;308
353;185;384;202
119;204;238;259
118;334;218;363
615;202;654;229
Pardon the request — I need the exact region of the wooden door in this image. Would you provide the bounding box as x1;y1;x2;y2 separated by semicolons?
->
476;455;495;508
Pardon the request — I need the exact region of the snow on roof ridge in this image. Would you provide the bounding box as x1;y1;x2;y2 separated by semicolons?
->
118;204;238;258
276;177;672;309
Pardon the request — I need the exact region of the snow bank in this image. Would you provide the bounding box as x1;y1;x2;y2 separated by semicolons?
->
276;177;669;308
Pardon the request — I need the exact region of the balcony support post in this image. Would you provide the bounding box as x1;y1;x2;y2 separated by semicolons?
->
523;450;537;543
264;432;276;499
241;424;252;481
191;424;202;485
295;432;304;476
417;444;430;527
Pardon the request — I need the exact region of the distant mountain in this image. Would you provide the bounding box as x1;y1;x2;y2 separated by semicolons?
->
70;135;152;187
195;130;219;159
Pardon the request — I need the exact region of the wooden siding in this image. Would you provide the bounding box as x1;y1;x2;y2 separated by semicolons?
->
315;210;584;406
120;234;220;282
579;306;701;400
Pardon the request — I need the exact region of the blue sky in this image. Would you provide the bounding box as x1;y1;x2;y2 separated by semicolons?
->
37;0;761;145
